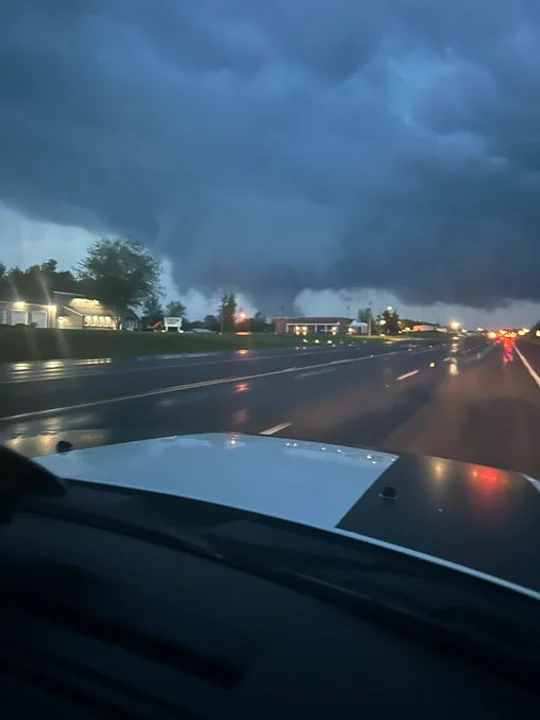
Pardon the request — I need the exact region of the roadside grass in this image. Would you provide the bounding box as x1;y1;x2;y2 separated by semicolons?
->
0;327;406;363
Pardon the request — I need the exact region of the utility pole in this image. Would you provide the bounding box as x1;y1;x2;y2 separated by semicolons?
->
368;300;373;336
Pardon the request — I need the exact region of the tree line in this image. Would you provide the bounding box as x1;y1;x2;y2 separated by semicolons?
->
357;306;439;335
0;237;272;331
2;236;429;334
0;237;188;328
357;306;401;335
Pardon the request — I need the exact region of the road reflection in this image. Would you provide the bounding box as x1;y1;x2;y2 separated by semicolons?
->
500;334;516;366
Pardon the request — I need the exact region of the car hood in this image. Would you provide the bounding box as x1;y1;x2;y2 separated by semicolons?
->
35;432;540;594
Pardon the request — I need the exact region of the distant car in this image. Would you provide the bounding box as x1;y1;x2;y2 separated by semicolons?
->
1;435;539;717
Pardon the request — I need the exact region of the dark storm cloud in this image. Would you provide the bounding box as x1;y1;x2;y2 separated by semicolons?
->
1;0;540;310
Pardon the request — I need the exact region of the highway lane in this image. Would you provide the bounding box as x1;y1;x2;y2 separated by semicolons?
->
288;339;540;478
0;338;444;419
5;334;538;478
4;334;540;597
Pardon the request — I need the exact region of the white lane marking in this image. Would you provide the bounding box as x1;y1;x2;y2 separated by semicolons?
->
296;367;336;379
0;340;451;385
0;346;377;384
515;346;540;389
0;345;444;423
523;475;540;494
396;369;419;382
260;422;292;436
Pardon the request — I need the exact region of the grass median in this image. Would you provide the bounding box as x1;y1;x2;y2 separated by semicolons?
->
0;327;402;363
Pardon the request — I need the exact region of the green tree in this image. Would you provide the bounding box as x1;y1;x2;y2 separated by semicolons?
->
382;307;400;335
0;259;81;301
248;310;267;332
165;300;186;318
357;307;374;331
357;308;368;323
0;262;7;301
204;314;220;332
218;293;237;332
77;237;162;327
141;293;164;326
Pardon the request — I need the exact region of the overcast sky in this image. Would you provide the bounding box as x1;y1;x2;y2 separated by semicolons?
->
1;0;540;328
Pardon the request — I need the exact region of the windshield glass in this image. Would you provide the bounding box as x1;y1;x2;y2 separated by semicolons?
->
1;2;540;594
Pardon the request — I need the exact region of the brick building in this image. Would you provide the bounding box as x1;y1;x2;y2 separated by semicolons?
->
274;317;353;335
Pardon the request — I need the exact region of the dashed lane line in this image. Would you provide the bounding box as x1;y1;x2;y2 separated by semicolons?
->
0;345;447;423
260;422;292;436
396;369;420;382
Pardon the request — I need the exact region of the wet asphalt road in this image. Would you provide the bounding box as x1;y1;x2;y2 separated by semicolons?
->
1;335;540;478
